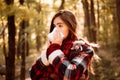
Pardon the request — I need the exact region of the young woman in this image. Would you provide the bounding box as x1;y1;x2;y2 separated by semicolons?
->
29;10;99;80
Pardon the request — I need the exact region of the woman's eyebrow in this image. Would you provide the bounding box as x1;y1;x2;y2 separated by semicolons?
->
54;22;63;25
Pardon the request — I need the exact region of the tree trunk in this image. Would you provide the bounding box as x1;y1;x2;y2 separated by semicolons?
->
6;15;16;80
96;0;100;42
116;0;120;48
112;11;118;48
36;1;41;52
36;35;41;51
1;21;7;58
59;0;65;10
19;0;24;4
18;0;28;80
90;0;97;43
97;0;100;32
25;21;29;56
81;0;91;41
1;22;7;75
17;28;21;59
19;20;26;80
4;0;15;80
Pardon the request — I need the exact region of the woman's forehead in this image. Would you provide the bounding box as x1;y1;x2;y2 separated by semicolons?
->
53;17;64;25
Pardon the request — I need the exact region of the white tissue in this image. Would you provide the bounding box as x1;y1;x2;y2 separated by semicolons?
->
48;27;64;42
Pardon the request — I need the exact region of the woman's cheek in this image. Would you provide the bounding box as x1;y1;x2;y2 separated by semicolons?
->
63;32;68;39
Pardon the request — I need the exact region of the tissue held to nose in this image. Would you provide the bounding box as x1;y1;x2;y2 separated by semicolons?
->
48;27;64;42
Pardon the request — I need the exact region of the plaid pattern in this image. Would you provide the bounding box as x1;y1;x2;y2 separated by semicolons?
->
29;38;93;80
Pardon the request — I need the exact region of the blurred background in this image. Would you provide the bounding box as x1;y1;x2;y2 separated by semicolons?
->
0;0;120;80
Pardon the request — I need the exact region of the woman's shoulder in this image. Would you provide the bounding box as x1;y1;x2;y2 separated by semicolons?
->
72;39;89;50
71;39;95;56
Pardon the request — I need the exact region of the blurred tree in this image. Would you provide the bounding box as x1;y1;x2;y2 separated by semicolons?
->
82;0;97;43
81;0;91;41
35;0;41;52
0;19;7;68
18;0;30;80
116;0;120;49
96;0;100;42
98;0;117;47
17;0;25;59
109;0;118;48
59;0;65;10
19;0;24;4
90;0;97;43
19;20;26;80
0;0;120;80
4;0;16;80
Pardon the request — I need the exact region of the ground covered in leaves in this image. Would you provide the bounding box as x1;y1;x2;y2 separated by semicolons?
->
89;49;120;80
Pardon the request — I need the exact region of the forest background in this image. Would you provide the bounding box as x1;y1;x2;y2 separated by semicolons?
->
0;0;120;80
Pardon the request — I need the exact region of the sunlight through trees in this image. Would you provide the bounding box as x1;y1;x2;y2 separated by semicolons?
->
0;0;120;80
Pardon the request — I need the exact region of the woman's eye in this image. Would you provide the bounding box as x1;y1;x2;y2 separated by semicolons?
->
59;25;63;27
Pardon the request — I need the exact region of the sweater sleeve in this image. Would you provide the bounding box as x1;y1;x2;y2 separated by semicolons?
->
29;51;51;80
46;43;94;80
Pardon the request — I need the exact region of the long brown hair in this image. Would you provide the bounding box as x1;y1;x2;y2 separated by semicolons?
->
50;9;100;74
50;10;77;39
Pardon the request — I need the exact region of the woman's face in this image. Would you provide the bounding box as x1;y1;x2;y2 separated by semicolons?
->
53;17;69;39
